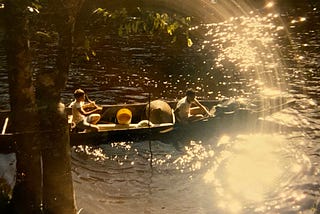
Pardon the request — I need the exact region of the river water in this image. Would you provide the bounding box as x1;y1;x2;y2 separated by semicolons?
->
1;3;320;214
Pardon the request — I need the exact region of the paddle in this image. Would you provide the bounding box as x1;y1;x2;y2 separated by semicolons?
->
188;113;215;123
85;94;102;110
160;113;214;134
1;117;9;134
159;125;174;133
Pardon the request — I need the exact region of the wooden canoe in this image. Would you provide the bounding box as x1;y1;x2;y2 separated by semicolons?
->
0;100;216;149
0;98;296;152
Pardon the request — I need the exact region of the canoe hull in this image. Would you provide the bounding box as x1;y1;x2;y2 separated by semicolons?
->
70;123;174;146
0;98;296;152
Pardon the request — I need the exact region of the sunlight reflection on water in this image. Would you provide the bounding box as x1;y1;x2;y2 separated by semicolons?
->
203;134;312;213
204;13;281;71
173;141;215;173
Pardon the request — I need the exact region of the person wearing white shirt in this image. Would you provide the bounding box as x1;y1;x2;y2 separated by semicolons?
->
70;89;102;132
174;88;212;124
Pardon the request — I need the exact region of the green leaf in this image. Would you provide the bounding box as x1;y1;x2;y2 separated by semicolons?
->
85;53;90;61
171;36;177;43
103;11;110;17
93;8;104;15
187;38;193;47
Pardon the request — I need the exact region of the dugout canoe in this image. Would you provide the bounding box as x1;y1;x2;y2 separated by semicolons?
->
0;100;216;149
0;97;296;152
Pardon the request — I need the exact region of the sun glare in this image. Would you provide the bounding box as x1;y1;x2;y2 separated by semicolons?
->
203;134;310;213
223;135;283;201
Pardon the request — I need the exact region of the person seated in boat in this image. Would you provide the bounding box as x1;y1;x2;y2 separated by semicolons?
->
70;89;102;132
174;88;213;124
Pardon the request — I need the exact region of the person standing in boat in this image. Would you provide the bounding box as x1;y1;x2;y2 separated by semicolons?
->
174;88;212;124
70;89;102;132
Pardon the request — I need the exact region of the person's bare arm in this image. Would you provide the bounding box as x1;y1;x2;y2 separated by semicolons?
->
78;105;101;116
83;101;102;111
194;98;212;117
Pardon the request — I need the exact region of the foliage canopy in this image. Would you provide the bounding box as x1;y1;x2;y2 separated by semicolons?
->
1;2;194;61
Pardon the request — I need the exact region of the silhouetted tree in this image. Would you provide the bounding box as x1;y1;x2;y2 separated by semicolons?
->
4;0;84;213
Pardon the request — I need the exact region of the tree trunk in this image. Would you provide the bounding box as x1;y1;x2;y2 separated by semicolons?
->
5;0;84;213
35;1;84;213
4;1;42;213
36;102;75;214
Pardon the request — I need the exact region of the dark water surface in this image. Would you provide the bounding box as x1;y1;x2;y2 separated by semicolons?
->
1;3;320;214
